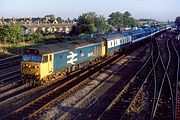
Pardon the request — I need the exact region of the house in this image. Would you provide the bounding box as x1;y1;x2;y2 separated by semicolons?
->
0;16;74;34
22;23;74;34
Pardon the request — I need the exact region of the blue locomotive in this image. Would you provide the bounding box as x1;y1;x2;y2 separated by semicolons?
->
21;25;166;85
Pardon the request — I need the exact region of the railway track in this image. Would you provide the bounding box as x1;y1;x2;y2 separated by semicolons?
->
116;38;159;120
58;44;149;120
0;33;176;119
152;35;176;119
0;55;21;90
119;33;178;120
0;45;132;120
98;39;155;120
0;55;21;70
0;69;22;98
0;79;24;93
56;41;150;120
98;32;178;120
0;69;20;85
0;65;20;75
0;84;32;102
0;56;22;98
168;37;180;119
173;38;180;120
0;53;13;59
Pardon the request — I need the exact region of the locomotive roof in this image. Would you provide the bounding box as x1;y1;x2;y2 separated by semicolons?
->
66;38;104;49
25;43;67;55
25;38;104;55
102;34;123;40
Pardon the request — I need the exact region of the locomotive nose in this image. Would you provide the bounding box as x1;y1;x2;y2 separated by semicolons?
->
21;62;40;76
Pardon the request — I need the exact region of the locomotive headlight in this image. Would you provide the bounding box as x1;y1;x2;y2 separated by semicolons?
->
28;65;31;68
35;73;39;76
23;64;26;68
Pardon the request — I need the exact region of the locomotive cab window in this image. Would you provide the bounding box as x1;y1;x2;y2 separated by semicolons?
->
42;55;48;63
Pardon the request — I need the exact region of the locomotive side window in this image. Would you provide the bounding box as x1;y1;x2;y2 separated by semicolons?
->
42;55;48;63
49;55;52;61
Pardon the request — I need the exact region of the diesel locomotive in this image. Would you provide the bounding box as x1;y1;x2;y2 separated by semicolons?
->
21;25;167;85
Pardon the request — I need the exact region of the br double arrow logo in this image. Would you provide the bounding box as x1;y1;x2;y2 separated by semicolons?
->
67;51;78;65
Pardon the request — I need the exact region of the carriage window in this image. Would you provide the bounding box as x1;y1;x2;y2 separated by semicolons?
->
42;55;48;63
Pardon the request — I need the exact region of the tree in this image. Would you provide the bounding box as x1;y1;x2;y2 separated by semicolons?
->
27;32;44;43
0;24;23;44
78;12;97;25
0;25;6;43
74;12;110;35
108;12;123;31
123;11;131;18
75;12;98;34
44;15;55;21
56;17;63;23
10;24;23;42
95;15;110;34
69;25;78;36
108;11;139;30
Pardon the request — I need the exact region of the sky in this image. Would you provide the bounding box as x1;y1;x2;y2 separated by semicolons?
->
0;0;179;21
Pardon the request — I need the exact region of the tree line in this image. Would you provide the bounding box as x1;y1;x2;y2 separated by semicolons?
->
70;11;140;35
0;11;140;45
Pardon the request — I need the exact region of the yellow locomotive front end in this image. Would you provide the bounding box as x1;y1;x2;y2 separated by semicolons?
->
21;47;54;85
21;53;42;84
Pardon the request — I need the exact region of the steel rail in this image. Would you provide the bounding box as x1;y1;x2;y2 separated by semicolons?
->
71;60;131;120
0;83;29;103
172;38;180;120
150;39;158;119
0;55;20;62
120;41;159;120
166;38;177;119
98;43;153;119
0;51;126;120
28;53;131;119
0;69;20;79
152;38;174;119
0;74;20;87
0;79;23;93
